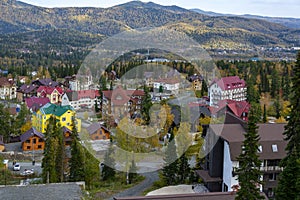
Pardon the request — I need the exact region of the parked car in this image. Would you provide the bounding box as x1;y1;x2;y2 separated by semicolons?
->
13;163;21;171
20;169;34;176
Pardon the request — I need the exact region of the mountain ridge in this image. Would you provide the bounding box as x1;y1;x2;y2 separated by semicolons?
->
0;0;299;50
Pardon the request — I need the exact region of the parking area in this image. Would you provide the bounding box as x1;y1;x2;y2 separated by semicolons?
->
8;161;42;175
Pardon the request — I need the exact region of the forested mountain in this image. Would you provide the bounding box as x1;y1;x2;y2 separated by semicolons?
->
191;9;300;29
0;0;299;49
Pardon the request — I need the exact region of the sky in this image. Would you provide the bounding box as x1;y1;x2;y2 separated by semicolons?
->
20;0;300;18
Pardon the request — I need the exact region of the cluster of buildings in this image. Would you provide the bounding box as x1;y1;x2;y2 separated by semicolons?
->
0;75;101;153
0;69;288;199
184;75;284;199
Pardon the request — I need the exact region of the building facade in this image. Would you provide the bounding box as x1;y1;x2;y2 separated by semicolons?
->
0;77;17;100
209;76;247;107
198;123;286;199
32;103;81;133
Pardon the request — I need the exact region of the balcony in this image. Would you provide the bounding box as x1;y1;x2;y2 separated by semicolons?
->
259;166;283;172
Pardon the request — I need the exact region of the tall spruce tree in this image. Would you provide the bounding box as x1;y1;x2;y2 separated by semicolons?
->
69;117;85;182
128;159;138;184
141;85;152;124
276;52;300;199
54;124;67;182
162;132;179;185
42;116;58;183
101;143;116;181
235;109;264;200
83;147;100;190
263;104;267;123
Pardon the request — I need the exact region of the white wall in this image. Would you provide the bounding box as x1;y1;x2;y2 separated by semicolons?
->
223;141;233;191
223;141;239;191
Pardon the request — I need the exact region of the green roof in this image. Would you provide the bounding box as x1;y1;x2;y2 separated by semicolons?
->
40;103;74;117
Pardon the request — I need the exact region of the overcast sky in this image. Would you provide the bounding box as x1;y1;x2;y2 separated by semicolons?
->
20;0;300;18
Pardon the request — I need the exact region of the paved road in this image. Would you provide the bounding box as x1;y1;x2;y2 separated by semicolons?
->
8;161;42;175
107;171;159;200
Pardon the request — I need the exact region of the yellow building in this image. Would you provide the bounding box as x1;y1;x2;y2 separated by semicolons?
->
32;103;81;133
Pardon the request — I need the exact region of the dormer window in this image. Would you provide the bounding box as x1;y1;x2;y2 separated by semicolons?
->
272;144;278;152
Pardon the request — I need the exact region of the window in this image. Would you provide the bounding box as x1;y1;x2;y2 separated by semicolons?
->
272;144;278;152
38;145;42;149
269;173;277;181
62;117;66;122
267;188;274;197
39;138;43;142
258;145;262;153
33;138;36;144
27;146;30;149
26;140;30;143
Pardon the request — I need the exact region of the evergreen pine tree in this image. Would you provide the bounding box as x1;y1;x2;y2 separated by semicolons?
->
141;85;152;124
276;52;300;199
263;104;267;123
41;116;58;183
128;159;138;184
101;143;116;181
270;68;279;98
236;109;264;200
178;153;190;184
83;147;100;190
162;132;179;185
69;117;85;182
54;124;66;182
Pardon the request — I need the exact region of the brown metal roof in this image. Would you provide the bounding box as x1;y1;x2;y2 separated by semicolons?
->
195;170;222;183
209;123;287;161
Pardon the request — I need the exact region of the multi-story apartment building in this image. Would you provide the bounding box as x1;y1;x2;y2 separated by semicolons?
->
102;86;144;119
209;76;247;107
197;123;287;199
0;77;17;100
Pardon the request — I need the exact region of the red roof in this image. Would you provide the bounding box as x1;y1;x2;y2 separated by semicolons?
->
25;97;50;110
211;76;246;90
102;86;144;106
77;90;96;99
37;86;64;95
212;99;250;117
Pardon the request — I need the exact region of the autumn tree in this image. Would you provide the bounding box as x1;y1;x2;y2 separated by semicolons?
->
276;52;300;199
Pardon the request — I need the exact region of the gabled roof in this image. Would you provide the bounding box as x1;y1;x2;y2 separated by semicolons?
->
209;123;287;161
62;126;72;133
18;84;38;93
32;78;59;87
212;100;250;117
37;86;64;95
103;86;144;105
0;77;14;87
210;76;246;90
86;122;110;135
20;127;44;142
39;103;74;117
25;97;50;111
